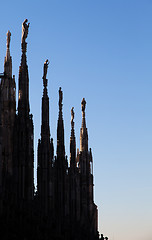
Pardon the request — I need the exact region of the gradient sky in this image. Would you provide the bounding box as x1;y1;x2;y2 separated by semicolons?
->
0;1;152;240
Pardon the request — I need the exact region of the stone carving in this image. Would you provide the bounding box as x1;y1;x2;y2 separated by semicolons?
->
22;19;30;44
81;98;86;113
71;107;74;127
59;87;63;109
43;59;49;80
6;31;11;49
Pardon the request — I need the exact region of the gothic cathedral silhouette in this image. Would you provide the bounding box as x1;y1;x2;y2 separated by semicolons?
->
0;19;105;240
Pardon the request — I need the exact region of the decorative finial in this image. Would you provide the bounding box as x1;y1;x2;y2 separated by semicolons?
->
21;19;30;52
43;59;49;88
6;31;11;50
59;87;63;110
71;107;74;128
81;98;86;115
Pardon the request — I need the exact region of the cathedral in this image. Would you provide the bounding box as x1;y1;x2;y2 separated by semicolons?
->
0;19;104;240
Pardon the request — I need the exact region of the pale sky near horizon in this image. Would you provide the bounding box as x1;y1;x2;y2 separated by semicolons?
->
0;1;152;240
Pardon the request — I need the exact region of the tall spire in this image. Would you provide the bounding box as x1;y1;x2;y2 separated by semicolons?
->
37;60;53;216
54;87;69;230
79;98;96;229
18;19;30;116
57;87;65;160
41;59;50;140
70;107;76;169
13;19;34;202
80;98;88;152
0;30;16;177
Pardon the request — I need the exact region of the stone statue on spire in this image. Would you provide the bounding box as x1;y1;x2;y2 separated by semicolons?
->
59;87;63;110
43;59;49;80
71;107;74;128
5;30;11;62
81;98;86;113
6;31;11;49
22;19;30;44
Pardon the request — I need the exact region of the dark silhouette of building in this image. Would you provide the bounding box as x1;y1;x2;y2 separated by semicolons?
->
0;20;105;240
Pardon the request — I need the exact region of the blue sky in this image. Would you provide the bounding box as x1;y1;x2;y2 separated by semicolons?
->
0;1;152;240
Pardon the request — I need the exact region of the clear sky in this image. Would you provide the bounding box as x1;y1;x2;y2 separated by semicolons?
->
0;1;152;240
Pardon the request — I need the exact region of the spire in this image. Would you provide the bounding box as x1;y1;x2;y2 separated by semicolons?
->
57;87;65;160
0;30;16;177
41;59;50;140
13;19;34;202
37;60;53;215
80;98;88;152
18;19;30;116
70;107;76;168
